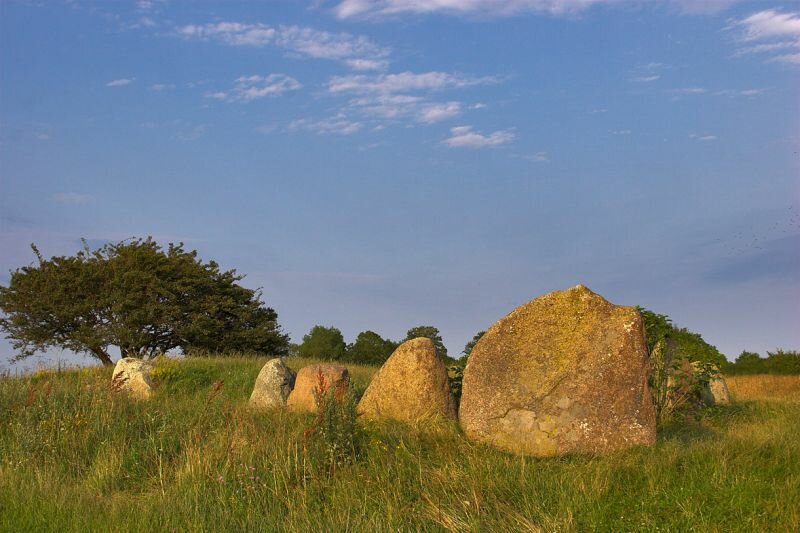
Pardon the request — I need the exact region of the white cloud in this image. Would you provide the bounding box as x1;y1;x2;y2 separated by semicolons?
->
418;101;462;123
669;87;706;94
443;125;515;148
335;0;612;19
333;0;743;19
328;71;498;94
106;78;134;87
327;71;495;125
176;22;389;70
730;10;800;66
770;52;800;64
713;88;764;97
520;151;549;162
735;10;800;41
631;75;660;82
610;129;632;135
150;83;175;91
206;74;301;103
51;192;90;205
288;115;363;135
690;133;717;141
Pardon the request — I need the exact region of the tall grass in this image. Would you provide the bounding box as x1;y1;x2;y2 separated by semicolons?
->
1;357;798;532
727;374;800;403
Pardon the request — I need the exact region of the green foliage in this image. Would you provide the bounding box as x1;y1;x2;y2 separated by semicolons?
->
462;330;486;359
298;326;347;361
345;330;397;365
305;370;361;476
0;238;288;365
638;307;726;367
446;364;464;406
725;349;800;375
403;325;449;361
1;356;799;531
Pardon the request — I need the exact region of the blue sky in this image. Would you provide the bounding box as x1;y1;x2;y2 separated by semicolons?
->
1;0;798;370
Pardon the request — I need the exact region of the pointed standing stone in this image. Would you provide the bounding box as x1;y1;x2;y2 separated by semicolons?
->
357;337;456;422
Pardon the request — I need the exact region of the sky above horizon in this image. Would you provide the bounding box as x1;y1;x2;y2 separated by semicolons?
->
1;0;799;371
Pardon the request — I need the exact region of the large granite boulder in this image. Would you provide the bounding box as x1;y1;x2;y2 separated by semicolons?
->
287;364;350;412
110;358;155;399
249;358;296;409
459;285;656;456
357;338;456;422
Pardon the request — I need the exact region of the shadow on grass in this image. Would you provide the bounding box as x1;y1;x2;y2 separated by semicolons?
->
657;401;761;444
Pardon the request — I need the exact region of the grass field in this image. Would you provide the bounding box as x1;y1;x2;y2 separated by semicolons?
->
1;357;798;532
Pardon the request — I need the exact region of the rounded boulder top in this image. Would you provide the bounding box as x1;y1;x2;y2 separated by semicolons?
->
357;337;456;423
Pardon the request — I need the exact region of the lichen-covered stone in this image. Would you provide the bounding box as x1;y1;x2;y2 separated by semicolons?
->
111;358;155;399
357;338;456;422
249;358;296;409
709;373;731;405
459;285;656;456
287;364;350;412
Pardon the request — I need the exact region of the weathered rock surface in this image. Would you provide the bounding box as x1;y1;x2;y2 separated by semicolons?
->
709;373;731;405
249;358;296;409
357;337;456;422
671;361;732;407
287;364;350;412
111;358;155;399
459;285;656;456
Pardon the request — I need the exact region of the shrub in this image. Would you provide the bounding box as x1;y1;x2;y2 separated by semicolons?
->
303;370;360;476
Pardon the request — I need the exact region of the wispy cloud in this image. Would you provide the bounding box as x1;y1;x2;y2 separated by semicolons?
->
669;87;706;95
730;10;800;66
713;88;764;97
51;192;91;205
443;125;515;148
690;133;718;141
327;71;497;125
176;22;390;70
328;71;498;94
150;83;175;91
631;75;660;82
206;74;301;103
106;78;134;87
333;0;743;19
288;115;363;135
628;62;666;83
418;102;462;123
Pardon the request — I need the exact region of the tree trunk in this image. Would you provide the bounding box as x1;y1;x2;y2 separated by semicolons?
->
91;347;114;367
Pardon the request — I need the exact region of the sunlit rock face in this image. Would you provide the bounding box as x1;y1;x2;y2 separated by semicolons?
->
249;358;296;409
459;285;657;456
111;358;155;400
287;364;350;413
357;337;456;423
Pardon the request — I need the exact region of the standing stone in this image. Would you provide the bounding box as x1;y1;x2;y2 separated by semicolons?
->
709;373;731;405
357;338;456;422
249;358;296;409
111;358;155;399
287;364;350;412
459;285;656;456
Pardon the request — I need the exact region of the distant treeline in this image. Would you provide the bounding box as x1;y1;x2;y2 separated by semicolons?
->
722;350;800;375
